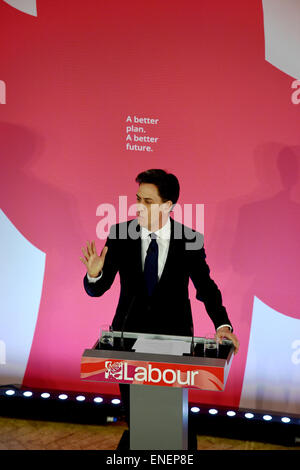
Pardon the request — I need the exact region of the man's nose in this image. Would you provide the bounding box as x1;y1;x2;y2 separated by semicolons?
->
136;203;146;213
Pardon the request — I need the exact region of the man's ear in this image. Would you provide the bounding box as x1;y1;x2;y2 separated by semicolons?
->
161;200;173;214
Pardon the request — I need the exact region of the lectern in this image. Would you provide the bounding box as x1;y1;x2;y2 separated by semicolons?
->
81;331;234;450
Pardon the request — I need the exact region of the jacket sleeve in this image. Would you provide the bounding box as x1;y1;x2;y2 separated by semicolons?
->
188;245;233;331
83;224;119;297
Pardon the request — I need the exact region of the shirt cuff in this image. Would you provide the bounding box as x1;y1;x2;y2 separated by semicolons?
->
86;271;103;283
216;324;232;332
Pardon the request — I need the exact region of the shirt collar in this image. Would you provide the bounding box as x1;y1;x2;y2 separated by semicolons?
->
140;216;171;240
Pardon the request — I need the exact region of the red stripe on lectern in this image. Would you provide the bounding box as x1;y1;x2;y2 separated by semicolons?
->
81;361;105;373
208;379;223;391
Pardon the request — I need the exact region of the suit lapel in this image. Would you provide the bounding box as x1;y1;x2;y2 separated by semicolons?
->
128;218;143;278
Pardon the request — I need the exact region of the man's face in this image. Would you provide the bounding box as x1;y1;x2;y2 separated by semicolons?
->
136;183;171;230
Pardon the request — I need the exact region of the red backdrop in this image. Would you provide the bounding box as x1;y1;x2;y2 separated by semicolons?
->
1;0;299;413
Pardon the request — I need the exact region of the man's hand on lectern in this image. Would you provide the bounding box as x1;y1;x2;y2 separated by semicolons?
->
80;240;108;278
214;327;240;355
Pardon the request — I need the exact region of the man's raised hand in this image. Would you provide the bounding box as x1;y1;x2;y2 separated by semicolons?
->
80;240;108;278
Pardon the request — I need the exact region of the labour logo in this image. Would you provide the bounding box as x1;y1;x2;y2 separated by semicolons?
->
104;361;123;380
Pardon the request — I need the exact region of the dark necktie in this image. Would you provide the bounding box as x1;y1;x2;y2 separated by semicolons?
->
144;233;158;296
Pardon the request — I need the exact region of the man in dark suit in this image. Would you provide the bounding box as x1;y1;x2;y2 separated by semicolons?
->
81;169;239;449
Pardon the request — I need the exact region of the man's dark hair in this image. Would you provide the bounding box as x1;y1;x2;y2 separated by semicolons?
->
135;169;180;206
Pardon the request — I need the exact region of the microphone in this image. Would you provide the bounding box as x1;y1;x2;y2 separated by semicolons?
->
186;298;195;356
190;318;195;356
120;295;136;350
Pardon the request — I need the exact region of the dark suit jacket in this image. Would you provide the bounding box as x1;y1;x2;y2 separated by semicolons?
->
83;217;232;337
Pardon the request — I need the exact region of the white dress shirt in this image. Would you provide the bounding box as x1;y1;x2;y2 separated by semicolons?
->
86;216;231;332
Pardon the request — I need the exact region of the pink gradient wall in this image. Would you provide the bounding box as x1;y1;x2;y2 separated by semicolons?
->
1;0;300;412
